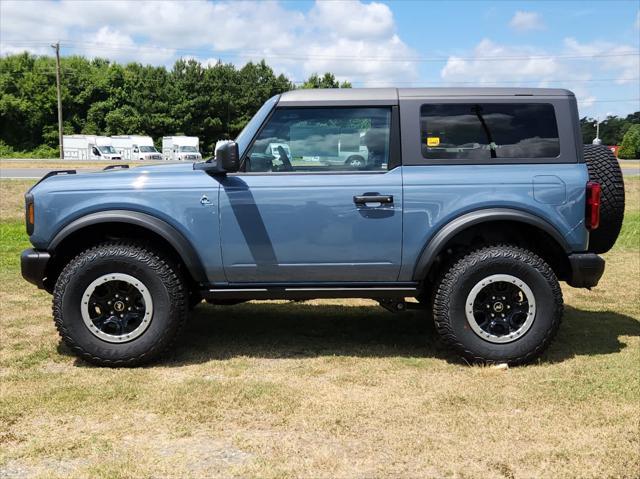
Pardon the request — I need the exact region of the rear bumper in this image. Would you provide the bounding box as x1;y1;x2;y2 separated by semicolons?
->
567;253;605;288
21;249;50;289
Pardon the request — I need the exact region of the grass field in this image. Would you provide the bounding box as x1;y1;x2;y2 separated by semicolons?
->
0;178;638;478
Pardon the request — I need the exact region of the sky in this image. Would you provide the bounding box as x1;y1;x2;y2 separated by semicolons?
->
1;0;638;118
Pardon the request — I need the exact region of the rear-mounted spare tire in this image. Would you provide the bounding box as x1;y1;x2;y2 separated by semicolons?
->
583;145;625;254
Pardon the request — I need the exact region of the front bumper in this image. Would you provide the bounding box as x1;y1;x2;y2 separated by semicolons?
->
21;249;51;289
567;253;605;288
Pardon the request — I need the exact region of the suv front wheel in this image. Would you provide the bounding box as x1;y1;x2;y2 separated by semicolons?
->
433;245;563;365
53;242;188;366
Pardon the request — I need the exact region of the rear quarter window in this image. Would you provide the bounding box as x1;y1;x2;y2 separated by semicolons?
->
420;103;560;161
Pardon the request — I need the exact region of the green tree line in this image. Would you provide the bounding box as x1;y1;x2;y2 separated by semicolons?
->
0;53;350;157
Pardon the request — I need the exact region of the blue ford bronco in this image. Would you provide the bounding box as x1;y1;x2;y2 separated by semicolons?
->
21;88;625;366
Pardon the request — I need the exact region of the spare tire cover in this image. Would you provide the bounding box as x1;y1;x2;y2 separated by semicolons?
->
583;145;625;254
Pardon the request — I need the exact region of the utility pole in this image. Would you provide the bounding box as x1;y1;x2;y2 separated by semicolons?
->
51;42;63;159
592;117;602;145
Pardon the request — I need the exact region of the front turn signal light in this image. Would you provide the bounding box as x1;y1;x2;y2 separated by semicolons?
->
25;194;34;235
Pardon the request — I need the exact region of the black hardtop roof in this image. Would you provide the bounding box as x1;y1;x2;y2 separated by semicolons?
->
278;87;574;104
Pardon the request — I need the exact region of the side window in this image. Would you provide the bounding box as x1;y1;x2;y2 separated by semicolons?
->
245;107;391;172
420;103;560;161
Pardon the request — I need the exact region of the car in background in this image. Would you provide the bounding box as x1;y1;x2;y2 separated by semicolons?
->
62;135;122;161
111;136;162;161
162;136;202;161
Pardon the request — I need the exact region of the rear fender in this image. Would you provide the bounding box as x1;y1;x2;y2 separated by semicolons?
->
412;208;570;281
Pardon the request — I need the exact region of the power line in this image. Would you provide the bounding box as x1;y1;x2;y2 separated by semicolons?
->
59;44;640;63
3;40;639;63
2;67;639;104
2;65;638;86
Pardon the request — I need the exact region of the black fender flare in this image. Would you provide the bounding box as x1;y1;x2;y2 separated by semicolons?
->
49;210;208;283
412;208;571;281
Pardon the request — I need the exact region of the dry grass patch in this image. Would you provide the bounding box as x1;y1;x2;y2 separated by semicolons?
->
0;179;638;478
0;180;34;222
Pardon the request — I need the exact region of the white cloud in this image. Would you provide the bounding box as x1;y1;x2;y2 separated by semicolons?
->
301;1;417;86
439;37;640;116
564;37;640;85
440;37;639;87
0;0;418;85
441;38;560;83
509;11;545;32
309;1;395;40
78;27;176;64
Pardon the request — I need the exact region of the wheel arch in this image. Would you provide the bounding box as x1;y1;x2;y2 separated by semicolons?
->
45;210;207;290
413;208;571;283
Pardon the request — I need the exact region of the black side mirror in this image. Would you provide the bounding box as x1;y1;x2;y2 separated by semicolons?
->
194;140;239;174
216;140;239;172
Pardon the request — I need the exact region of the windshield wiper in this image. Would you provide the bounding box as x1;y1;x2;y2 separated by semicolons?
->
472;105;497;159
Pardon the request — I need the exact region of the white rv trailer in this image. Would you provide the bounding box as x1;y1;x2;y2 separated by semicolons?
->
62;135;122;160
111;135;162;160
162;136;202;161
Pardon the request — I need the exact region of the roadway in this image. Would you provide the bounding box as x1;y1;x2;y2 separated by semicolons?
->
1;168;101;179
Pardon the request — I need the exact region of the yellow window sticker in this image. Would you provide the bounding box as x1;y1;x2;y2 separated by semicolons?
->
427;137;440;147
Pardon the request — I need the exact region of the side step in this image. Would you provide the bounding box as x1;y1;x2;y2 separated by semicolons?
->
201;284;419;301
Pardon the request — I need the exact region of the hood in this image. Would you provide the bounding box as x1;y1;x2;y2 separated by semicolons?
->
29;162;198;195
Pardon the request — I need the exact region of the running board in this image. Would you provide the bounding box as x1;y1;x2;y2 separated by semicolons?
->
200;284;419;301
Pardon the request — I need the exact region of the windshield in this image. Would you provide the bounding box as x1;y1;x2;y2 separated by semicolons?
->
139;146;157;152
235;95;279;156
99;145;117;154
179;146;198;152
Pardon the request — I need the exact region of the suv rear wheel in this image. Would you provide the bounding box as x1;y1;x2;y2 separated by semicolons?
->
432;245;563;365
53;242;188;366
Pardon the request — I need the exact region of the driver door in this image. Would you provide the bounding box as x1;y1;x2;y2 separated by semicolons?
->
219;106;403;283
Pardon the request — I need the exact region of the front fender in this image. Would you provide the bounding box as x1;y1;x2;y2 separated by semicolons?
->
48;210;208;283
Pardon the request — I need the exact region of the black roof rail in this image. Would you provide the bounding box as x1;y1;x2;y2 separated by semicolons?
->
28;169;76;192
103;164;129;171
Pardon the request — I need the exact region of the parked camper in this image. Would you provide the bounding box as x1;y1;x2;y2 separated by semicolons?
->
63;135;122;160
162;136;202;161
112;136;163;161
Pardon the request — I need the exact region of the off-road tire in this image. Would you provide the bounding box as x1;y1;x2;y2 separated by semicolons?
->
433;245;563;365
583;144;625;253
53;242;188;366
